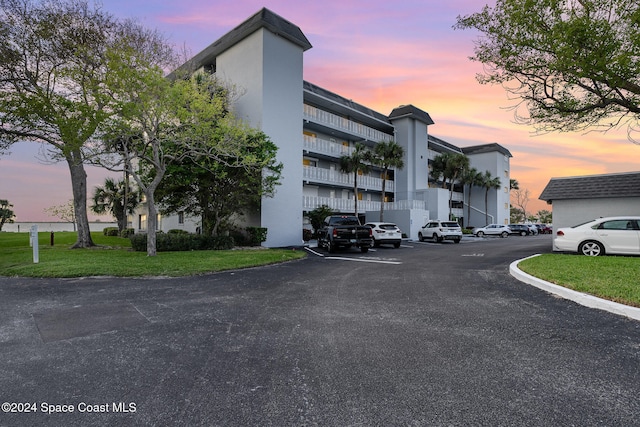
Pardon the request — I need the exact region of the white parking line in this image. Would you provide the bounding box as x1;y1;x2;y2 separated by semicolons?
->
325;256;402;265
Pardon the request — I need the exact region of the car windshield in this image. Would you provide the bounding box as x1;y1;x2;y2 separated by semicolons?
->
442;222;459;227
332;218;360;226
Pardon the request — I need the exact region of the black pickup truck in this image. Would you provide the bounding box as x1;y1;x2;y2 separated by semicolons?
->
317;215;373;253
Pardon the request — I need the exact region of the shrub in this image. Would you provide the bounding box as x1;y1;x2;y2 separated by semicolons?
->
168;229;190;234
121;228;135;238
245;227;267;246
302;228;313;242
129;233;235;252
103;227;119;236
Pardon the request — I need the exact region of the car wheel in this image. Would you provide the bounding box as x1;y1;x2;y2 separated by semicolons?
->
373;238;380;248
580;241;604;256
393;242;401;248
520;231;527;236
432;233;440;242
500;231;508;238
361;246;369;253
476;231;484;237
418;232;424;242
327;239;336;253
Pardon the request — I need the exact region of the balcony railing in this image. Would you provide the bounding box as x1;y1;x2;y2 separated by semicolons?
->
303;196;428;212
304;134;353;157
303;166;394;193
304;104;392;142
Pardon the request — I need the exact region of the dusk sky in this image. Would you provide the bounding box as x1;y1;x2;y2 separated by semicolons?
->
2;0;638;222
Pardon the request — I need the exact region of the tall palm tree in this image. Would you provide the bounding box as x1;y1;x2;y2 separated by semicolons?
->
339;143;371;218
370;140;405;221
480;170;502;226
443;153;470;221
462;167;483;227
429;152;449;188
91;178;141;235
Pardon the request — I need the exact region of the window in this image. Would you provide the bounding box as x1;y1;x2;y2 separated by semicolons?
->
596;220;639;230
139;214;147;230
178;211;184;224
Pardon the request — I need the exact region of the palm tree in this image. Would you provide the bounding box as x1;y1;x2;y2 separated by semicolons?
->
443;153;470;221
91;178;141;235
429;152;449;188
339;143;371;218
370;140;404;221
461;167;483;227
480;170;502;226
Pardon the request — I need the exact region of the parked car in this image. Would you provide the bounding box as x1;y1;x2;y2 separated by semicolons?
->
472;224;511;238
525;224;539;235
418;220;462;243
364;222;403;248
317;215;373;253
535;223;553;234
508;224;531;236
554;216;640;256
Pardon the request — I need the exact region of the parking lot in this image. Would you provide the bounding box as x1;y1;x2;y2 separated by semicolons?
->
2;234;640;426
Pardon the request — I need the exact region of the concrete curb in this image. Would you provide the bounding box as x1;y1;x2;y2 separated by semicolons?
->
510;254;640;322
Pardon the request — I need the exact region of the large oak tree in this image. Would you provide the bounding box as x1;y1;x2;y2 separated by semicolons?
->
456;0;640;139
0;0;169;247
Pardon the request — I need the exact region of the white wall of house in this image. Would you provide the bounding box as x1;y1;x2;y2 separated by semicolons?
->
217;28;305;247
551;198;640;230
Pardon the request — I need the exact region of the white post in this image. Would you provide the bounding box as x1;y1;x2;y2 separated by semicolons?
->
30;225;39;264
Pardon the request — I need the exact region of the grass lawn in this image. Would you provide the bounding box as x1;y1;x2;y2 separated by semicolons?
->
0;231;307;278
518;254;640;308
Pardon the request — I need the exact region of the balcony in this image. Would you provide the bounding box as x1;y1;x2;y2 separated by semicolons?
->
304;104;392;143
302;196;428;213
304;134;353;158
303;166;394;193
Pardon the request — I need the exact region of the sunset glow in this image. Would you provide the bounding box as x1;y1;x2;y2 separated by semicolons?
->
1;0;638;221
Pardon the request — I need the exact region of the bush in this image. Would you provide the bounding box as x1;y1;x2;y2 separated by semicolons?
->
302;228;313;242
103;227;119;236
121;228;135;238
168;229;190;234
129;233;235;252
245;227;267;246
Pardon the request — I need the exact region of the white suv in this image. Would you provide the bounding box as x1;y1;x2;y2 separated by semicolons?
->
419;220;462;243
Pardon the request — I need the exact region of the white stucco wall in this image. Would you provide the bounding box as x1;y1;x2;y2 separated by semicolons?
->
391;117;429;200
467;152;511;224
217;29;305;247
551;198;640;230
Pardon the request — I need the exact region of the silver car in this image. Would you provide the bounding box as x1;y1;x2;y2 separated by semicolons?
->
472;224;511;238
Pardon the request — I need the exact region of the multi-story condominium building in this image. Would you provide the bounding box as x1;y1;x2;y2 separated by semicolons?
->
132;8;511;246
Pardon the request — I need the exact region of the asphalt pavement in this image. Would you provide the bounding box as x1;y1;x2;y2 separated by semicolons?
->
1;234;639;426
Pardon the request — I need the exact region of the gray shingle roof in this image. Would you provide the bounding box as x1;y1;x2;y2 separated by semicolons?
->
462;143;512;158
539;172;640;202
388;105;435;126
174;8;312;75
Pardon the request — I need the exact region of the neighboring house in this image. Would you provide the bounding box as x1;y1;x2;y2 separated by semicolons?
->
131;8;512;244
539;172;640;229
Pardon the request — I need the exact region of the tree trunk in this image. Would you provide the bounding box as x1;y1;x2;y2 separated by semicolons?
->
146;190;158;256
379;168;387;222
67;154;95;248
353;173;359;218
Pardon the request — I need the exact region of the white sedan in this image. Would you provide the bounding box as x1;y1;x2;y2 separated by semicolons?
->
554;217;640;256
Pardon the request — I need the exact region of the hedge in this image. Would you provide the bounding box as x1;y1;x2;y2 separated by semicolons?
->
129;233;235;252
